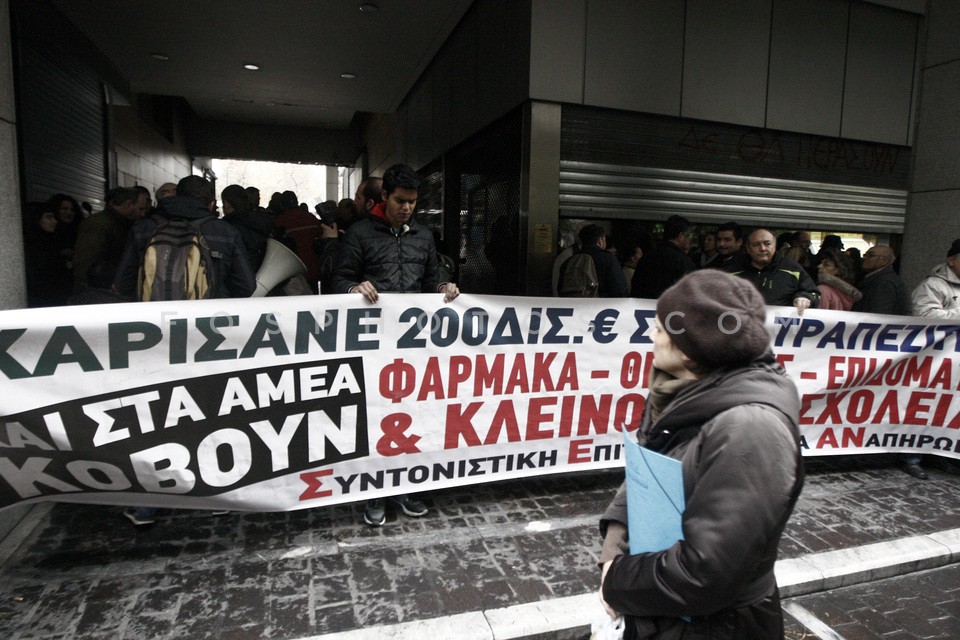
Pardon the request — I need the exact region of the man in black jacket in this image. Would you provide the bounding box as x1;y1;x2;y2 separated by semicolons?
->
702;220;744;270
559;223;628;297
333;163;458;526
115;176;256;300
334;165;457;302
855;245;912;316
113;175;254;526
727;228;819;314
630;215;696;299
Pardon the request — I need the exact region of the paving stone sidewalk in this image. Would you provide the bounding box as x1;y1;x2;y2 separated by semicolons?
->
783;564;960;639
1;454;959;639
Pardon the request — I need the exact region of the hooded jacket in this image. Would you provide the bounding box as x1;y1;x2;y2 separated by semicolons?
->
332;201;442;294
817;274;862;311
600;355;804;640
912;263;960;319
114;195;256;299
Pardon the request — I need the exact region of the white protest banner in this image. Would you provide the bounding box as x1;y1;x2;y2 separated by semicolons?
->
774;308;960;456
0;294;957;513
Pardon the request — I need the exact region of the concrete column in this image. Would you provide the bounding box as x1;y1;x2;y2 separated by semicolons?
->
326;165;340;202
901;2;960;289
521;101;561;296
0;0;25;311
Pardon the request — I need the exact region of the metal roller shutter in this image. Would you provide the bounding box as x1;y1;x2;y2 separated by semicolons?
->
559;161;907;233
560;106;909;233
15;9;106;207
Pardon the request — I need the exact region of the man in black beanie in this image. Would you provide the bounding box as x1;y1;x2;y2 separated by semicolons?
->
598;270;804;639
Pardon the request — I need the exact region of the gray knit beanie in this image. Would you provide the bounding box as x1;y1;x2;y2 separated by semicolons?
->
656;270;770;371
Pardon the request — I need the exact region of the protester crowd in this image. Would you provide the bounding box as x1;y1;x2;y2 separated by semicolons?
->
18;177;389;306
21;183;960;470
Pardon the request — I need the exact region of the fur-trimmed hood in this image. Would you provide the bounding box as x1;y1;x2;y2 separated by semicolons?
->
818;273;862;303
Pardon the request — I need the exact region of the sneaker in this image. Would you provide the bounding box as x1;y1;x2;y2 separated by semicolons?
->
123;507;156;526
364;498;386;526
903;461;929;480
390;494;428;517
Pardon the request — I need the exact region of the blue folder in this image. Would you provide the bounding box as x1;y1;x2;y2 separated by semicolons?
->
622;431;685;555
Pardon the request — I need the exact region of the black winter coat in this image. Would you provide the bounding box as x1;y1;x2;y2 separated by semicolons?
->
726;254;819;307
855;266;912;315
114;196;256;299
631;241;697;299
601;355;804;640
332;214;441;294
225;208;273;273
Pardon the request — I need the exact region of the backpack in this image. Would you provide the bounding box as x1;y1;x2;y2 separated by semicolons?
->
558;252;599;297
138;216;217;301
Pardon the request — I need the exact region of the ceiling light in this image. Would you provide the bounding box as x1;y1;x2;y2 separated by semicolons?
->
359;3;378;13
244;63;260;71
150;53;168;61
340;72;356;79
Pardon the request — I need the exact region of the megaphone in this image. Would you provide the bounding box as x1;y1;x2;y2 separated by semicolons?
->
251;239;307;297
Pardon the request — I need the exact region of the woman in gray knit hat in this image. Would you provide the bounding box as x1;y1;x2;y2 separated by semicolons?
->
597;269;804;640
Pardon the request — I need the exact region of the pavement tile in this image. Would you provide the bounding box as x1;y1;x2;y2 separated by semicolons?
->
131;585;181;617
352;590;401;627
790;595;857;626
268;595;313;638
123;614;175;640
474;577;517;610
20;580;86;638
313;573;352;607
926;614;960;637
511;577;555;602
224;585;267;622
314;602;359;636
397;586;447;620
434;580;483;615
923;568;960;596
312;553;351;577
346;554;391;593
219;623;268;640
267;565;312;598
74;596;137;636
831;620;892;640
887;610;958;639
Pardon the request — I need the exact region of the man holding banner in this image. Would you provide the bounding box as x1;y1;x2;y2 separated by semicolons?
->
333;163;459;526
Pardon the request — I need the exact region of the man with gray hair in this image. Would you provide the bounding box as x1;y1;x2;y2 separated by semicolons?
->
853;244;921;478
854;245;911;315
